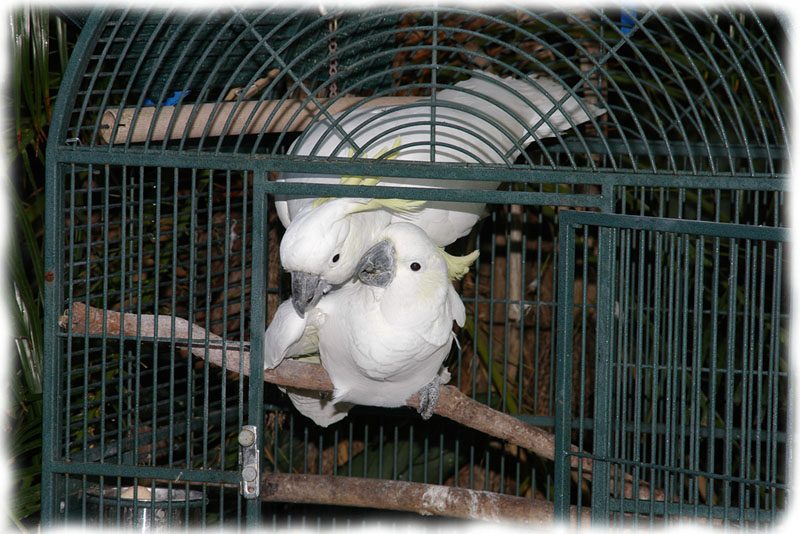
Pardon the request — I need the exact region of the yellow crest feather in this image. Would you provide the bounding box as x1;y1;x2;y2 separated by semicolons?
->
295;353;322;364
311;196;331;209
339;176;364;186
312;137;402;209
347;198;426;215
436;248;480;281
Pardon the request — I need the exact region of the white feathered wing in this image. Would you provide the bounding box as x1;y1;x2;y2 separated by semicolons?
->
264;300;354;427
275;70;605;246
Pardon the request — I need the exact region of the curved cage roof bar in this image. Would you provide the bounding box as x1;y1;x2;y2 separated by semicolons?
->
50;6;789;181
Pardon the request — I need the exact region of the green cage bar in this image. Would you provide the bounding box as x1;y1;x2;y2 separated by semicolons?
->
555;211;790;527
43;6;789;530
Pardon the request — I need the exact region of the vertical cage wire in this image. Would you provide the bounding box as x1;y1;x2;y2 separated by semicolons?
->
43;5;789;529
556;211;790;527
52;162;254;528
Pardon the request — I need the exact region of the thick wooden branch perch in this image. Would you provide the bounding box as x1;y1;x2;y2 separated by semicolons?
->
59;303;558;454
60;302;663;503
259;472;590;525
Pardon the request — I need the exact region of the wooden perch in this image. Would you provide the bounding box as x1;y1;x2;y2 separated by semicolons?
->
100;96;423;144
59;303;561;456
59;302;663;503
259;472;590;525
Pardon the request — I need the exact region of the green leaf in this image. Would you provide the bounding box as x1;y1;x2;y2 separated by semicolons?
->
462;315;519;414
345;437;460;483
7;6;71;526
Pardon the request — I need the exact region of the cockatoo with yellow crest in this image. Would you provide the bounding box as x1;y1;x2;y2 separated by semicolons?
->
276;71;605;315
265;222;478;426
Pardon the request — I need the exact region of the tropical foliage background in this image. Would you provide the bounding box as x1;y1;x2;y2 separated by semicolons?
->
4;4;789;530
7;5;75;530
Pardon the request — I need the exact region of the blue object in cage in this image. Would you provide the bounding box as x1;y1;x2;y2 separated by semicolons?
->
145;90;189;106
620;7;637;35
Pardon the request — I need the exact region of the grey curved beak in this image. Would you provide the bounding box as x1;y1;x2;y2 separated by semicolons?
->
291;272;332;317
356;240;396;288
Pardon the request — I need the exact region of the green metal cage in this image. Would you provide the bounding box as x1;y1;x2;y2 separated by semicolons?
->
43;5;790;530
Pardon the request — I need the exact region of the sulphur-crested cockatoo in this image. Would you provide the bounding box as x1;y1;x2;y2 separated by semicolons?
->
265;222;478;426
276;71;605;315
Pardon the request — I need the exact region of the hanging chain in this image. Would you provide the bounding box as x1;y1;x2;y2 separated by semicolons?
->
327;16;339;98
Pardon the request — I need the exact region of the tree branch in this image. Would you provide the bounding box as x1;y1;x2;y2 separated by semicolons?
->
59;302;663;502
58;303;558;452
259;472;590;525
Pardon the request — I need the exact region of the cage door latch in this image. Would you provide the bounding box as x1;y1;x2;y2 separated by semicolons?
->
238;425;260;499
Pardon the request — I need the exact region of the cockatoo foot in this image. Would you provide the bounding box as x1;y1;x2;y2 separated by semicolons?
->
416;376;441;420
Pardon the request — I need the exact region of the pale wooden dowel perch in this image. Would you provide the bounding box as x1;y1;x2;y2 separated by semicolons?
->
100;96;423;144
59;302;663;502
258;472;590;525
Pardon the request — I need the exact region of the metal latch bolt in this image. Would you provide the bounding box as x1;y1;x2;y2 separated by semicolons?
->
238;425;260;499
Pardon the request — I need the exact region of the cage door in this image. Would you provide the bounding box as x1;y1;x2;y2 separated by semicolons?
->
554;211;790;527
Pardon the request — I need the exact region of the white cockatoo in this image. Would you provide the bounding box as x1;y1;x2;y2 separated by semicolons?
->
276;71;605;315
264;222;479;427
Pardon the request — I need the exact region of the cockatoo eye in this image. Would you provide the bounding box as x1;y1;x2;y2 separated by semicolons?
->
332;254;340;263
410;262;421;271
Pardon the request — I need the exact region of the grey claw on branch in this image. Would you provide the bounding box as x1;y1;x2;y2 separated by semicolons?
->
416;376;440;420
